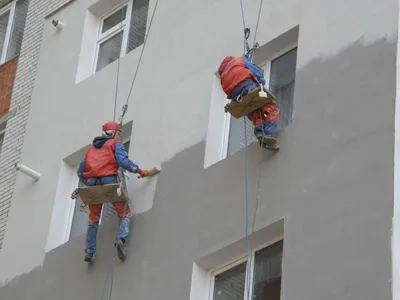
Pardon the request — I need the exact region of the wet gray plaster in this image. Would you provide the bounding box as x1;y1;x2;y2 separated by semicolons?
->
0;37;396;300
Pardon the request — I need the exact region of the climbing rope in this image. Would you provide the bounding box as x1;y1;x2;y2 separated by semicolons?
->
253;0;265;47
118;0;160;126
112;1;126;122
238;0;265;299
243;117;252;300
239;0;246;30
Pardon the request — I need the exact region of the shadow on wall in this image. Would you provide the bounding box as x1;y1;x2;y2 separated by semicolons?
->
0;36;396;300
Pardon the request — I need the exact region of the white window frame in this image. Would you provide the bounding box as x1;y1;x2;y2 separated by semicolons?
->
0;0;16;64
207;237;283;300
92;0;133;73
221;43;298;159
64;172;81;243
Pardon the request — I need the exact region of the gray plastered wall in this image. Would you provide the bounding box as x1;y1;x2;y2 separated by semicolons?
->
0;0;397;299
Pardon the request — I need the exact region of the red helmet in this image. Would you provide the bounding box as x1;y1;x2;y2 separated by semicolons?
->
102;121;121;132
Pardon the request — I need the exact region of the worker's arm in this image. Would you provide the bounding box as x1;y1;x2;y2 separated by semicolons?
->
77;160;86;179
243;57;266;86
114;142;140;173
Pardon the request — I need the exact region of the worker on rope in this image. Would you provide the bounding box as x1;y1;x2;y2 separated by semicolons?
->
76;121;150;263
218;55;280;144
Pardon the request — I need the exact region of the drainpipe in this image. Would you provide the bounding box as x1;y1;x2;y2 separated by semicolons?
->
15;163;41;181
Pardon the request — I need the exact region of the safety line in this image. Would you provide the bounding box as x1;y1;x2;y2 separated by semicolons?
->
98;0;160;299
113;0;127;122
253;0;264;47
120;0;160;125
243;116;252;300
238;0;265;298
239;0;246;30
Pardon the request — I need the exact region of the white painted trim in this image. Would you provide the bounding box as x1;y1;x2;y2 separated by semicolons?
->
121;0;133;55
45;162;80;252
98;22;127;42
0;0;16;64
204;73;231;168
63;173;80;243
190;263;211;300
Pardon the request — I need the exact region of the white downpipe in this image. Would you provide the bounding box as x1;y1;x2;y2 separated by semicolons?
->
14;163;41;181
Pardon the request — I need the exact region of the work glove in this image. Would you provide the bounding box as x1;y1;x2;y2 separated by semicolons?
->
138;169;150;178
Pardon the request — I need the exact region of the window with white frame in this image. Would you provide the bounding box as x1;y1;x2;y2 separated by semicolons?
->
225;46;298;157
0;0;29;65
93;0;149;73
210;240;283;300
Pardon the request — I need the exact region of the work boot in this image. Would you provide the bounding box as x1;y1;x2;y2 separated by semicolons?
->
255;131;277;147
84;252;94;263
114;238;127;262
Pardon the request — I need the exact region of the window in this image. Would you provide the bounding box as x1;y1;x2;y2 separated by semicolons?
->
225;46;298;157
210;240;283;300
0;0;29;65
93;0;149;73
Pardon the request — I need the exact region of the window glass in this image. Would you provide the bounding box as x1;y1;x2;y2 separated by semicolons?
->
213;262;246;300
0;11;10;59
253;241;283;300
102;6;127;33
96;31;123;72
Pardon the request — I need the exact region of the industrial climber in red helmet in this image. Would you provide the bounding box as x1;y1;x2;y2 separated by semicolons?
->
76;121;150;263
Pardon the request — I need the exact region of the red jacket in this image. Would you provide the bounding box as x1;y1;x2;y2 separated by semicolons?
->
218;56;255;97
83;139;119;178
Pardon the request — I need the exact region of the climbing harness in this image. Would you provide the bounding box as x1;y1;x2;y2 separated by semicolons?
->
224;26;276;120
76;171;128;206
